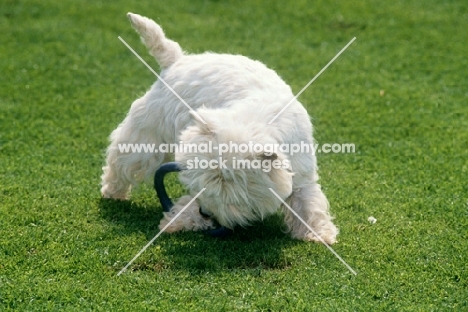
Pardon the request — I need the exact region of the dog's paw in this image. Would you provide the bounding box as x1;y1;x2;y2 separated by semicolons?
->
305;232;337;245
304;223;339;245
158;195;216;233
100;185;130;201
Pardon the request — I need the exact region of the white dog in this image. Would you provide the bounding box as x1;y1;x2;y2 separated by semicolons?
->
101;13;338;244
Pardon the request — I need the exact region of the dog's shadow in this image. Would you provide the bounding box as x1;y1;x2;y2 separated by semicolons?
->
99;195;300;274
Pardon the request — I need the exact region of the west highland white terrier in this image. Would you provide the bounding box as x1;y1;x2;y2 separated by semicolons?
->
101;13;338;244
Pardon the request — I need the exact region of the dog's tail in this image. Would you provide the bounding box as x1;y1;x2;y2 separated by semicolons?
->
127;13;183;69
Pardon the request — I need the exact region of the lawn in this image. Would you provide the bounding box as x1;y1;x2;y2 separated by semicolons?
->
1;0;467;310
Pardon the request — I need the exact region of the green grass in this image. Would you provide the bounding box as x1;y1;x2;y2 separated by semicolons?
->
1;0;467;310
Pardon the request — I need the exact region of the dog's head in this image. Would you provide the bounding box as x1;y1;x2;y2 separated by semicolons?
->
168;108;294;230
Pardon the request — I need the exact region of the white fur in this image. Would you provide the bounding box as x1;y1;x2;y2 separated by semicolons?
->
101;13;338;244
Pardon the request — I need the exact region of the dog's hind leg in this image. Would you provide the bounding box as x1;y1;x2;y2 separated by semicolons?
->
283;183;338;244
101;92;165;200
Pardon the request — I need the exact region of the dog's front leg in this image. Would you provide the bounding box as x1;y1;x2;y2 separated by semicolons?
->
283;183;338;244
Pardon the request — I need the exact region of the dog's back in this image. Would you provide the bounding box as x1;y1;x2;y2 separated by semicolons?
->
127;13;183;69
